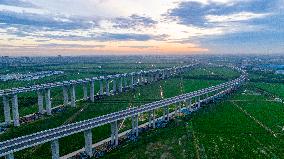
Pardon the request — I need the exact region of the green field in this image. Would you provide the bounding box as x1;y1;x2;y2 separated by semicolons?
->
0;65;239;159
0;62;184;121
103;85;284;159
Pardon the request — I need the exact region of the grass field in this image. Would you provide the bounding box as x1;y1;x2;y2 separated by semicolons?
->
0;63;184;121
0;65;239;159
103;86;284;159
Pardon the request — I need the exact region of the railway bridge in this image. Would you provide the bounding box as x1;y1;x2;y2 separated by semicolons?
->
0;67;247;159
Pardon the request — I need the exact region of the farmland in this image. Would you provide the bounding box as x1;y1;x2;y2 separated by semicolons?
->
0;63;240;158
103;85;284;159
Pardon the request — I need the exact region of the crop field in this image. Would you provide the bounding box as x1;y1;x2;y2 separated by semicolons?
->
0;62;185;120
102;83;284;158
253;82;284;98
0;65;239;159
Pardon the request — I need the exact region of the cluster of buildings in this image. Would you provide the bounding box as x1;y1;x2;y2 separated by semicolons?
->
0;71;64;81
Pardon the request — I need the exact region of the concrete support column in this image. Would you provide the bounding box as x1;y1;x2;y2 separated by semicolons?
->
3;96;11;125
84;129;93;157
83;83;88;100
163;106;166;121
63;86;69;107
152;109;156;129
37;90;44;114
115;121;119;146
71;85;76;107
5;153;14;159
131;115;135;133
106;79;110;96
198;96;201;108
111;121;118;146
140;74;144;84
166;105;170;121
146;73;150;83
178;102;182;114
124;76;127;88
45;88;52;115
51;139;60;159
174;104;178;116
155;72;159;81
90;81;95;102
162;70;165;79
206;93;209;103
148;111;152;127
131;75;134;89
112;79;116;94
111;122;114;145
119;77;123;93
135;114;139;136
131;115;139;136
12;94;20;127
188;98;192;111
99;80;103;96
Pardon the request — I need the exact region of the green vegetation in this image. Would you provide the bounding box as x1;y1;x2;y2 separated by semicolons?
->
253;82;284;98
103;87;284;159
0;62;183;121
0;65;238;159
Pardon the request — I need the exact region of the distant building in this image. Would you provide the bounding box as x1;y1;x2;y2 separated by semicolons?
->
275;70;284;75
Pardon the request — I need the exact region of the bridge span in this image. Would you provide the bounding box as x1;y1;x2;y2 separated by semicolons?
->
0;68;247;159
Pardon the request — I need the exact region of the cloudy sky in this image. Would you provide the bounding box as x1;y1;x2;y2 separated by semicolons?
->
0;0;283;56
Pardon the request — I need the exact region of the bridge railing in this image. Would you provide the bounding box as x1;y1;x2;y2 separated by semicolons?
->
0;69;247;159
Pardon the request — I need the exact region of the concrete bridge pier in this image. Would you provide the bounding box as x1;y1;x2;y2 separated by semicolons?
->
12;94;20;127
90;81;95;102
112;79;116;94
131;75;134;89
70;85;76;107
139;74;143;85
187;98;192;111
106;79;110;96
198;96;201;108
119;77;123;93
148;111;152;128
111;120;118;146
148;73;152;83
131;115;139;136
5;153;14;159
84;129;93;157
152;109;156;128
155;72;159;81
174;104;178;116
124;76;128;88
141;73;145;84
163;106;166;121
99;79;104;96
45;88;52;115
166;105;170;121
51;139;60;159
205;93;209;103
135;114;139;136
63;86;69;107
3;95;11;125
83;83;88;100
147;73;151;83
178;102;182;114
37;90;44;114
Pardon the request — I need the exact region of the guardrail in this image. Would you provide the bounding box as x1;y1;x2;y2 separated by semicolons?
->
0;69;247;159
1;64;196;127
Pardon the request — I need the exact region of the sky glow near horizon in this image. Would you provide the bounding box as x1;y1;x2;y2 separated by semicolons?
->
0;0;283;56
